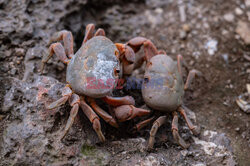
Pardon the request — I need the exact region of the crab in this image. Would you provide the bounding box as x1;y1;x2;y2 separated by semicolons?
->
40;24;151;142
120;37;201;149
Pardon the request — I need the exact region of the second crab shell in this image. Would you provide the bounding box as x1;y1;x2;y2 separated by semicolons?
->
142;54;184;112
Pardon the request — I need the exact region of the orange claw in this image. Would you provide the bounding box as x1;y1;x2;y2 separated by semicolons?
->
113;105;151;122
102;96;135;107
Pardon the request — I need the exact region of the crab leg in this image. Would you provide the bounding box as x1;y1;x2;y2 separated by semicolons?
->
82;24;95;44
148;116;166;149
178;106;200;135
49;30;74;58
133;116;155;132
172;111;190;149
79;96;105;142
113;105;151;122
40;43;70;73
184;69;202;90
60;94;80;140
94;28;106;36
127;37;158;62
102;96;135;107
46;86;72;109
177;55;184;77
87;97;119;128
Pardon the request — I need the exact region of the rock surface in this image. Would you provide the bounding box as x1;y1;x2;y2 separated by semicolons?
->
0;76;236;165
236;21;250;45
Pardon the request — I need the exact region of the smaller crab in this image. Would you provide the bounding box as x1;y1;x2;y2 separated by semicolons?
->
40;24;151;142
118;37;202;149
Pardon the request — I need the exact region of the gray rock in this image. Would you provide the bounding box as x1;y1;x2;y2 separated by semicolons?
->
236;21;250;45
0;76;237;165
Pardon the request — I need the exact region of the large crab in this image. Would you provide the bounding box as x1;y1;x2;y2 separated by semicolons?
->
40;24;151;142
119;37;201;149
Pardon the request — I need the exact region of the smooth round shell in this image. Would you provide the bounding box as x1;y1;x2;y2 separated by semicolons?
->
142;54;184;112
66;36;120;98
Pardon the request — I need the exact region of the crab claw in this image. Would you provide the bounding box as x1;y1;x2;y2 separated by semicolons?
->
113;105;151;122
115;43;136;75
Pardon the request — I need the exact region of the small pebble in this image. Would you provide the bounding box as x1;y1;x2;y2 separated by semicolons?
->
0;115;4;121
15;48;25;57
222;29;229;35
189;60;195;66
247;12;250;21
10;68;17;75
223;13;235;22
236;21;250;45
245;0;250;7
182;24;191;32
5;50;12;57
235;127;240;132
235;7;243;15
205;39;218;56
179;30;187;40
221;54;229;64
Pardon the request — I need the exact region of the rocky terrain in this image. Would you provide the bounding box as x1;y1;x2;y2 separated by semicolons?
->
0;0;249;165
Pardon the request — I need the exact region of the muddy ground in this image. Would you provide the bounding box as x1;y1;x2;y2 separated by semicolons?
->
0;0;249;165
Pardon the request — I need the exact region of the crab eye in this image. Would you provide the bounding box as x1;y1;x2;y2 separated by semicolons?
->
144;77;150;83
116;69;120;73
115;50;119;58
114;68;120;76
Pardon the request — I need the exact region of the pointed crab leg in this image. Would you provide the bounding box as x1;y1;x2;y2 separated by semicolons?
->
60;94;80;140
94;28;106;36
148;116;166;150
87;97;119;128
49;30;74;58
79;96;105;142
46;86;72;110
184;69;202;90
172;111;190;149
82;24;95;44
133;116;155;132
178;106;200;135
177;54;184;77
127;37;158;63
40;43;70;73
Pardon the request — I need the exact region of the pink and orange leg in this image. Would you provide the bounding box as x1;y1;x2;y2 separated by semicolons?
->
102;96;151;122
127;37;158;63
45;86;82;140
82;23;106;45
114;37;158;75
80;96;106;142
40;29;74;73
172;111;190;149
